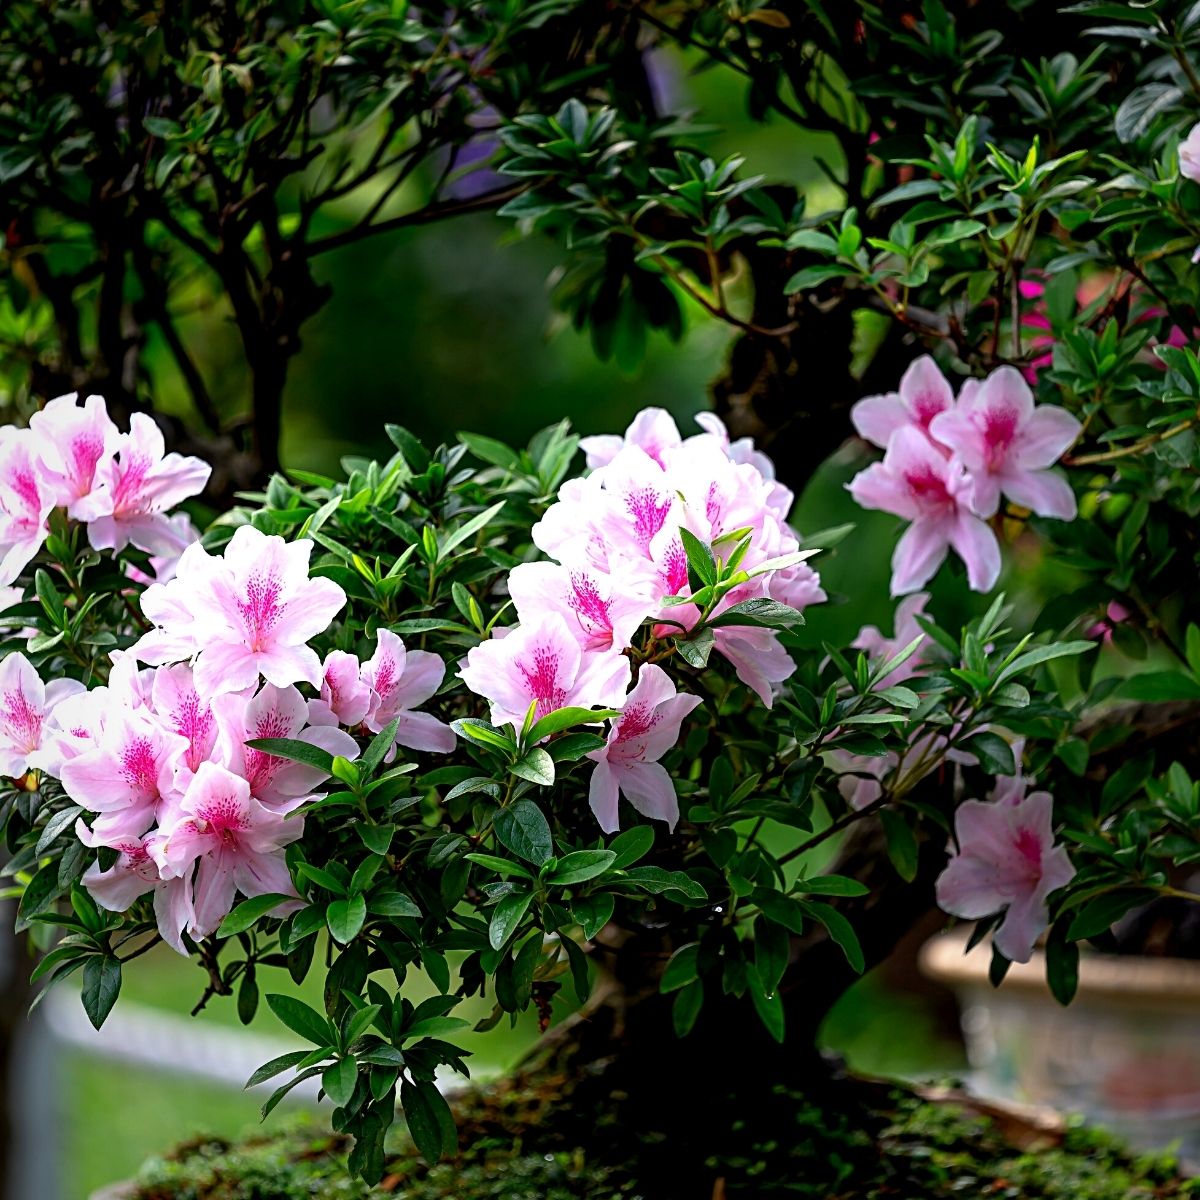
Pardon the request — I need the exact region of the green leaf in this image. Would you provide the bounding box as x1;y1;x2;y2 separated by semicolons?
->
368;891;422;919
1116;671;1200;702
323;1058;358;1108
510;747;555;788
660;943;700;993
707;598;805;630
784;263;852;292
622;867;708;901
675;626;715;668
327;894;367;945
1067;890;1150;940
464;853;535;880
573;893;615;940
548;732;607;761
401;1079;454;1164
457;431;521;470
802;901;864;973
1056;739;1089;777
679;528;717;587
360;717;400;774
527;707;620;743
439;500;507;558
546;850;616;886
406;1015;470;1040
880;811;919;883
994;641;1093;686
217;893;293;937
488;891;533;950
1045;923;1079;1006
244;1050;310;1090
266;994;334;1046
80;955;122;1030
244;737;335;774
297;862;348;896
747;964;785;1043
794;875;869;897
494;799;554;865
609;825;655;869
964;732;1016;776
672;979;704;1036
451;718;518;752
358;824;396;855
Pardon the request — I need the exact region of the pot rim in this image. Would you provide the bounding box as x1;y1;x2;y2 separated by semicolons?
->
920;929;1200;1001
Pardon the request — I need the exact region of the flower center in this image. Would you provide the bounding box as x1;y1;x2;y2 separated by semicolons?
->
1;688;42;753
625;486;671;552
237;573;285;651
982;405;1019;471
121;736;158;798
519;646;569;718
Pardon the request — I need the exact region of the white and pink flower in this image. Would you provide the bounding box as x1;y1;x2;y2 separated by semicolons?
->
586;665;701;832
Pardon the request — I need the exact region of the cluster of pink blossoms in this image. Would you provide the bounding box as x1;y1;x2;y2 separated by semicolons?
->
1;498;454;950
0;393;211;586
0;396;453;955
847;357;1081;596
460;408;825;833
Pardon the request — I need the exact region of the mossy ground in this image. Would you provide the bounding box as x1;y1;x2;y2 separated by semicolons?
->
125;1071;1198;1200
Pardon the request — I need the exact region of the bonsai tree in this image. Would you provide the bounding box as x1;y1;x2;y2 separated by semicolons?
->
6;0;1200;1191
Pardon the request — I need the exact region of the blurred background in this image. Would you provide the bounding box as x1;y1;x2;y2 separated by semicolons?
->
5;45;1083;1200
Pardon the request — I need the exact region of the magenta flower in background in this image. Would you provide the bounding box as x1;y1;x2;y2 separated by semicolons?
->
75;413;210;554
0;430;53;586
28;392;121;517
1180;120;1200;182
0;652;84;778
829;748;895;811
153;761;302;944
929;366;1080;519
850;355;956;450
935;789;1075;963
848;427;1001;595
851;591;931;687
711;626;797;706
360;630;455;754
459;612;631;728
586;665;701;832
507;560;655;653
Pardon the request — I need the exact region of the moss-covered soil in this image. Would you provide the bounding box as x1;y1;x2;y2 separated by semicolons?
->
125;1073;1198;1200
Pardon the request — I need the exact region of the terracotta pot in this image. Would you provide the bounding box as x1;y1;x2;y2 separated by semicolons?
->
921;929;1200;1157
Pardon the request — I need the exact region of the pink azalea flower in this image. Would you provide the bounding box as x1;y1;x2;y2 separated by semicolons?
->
586;665;701;832
28;393;121;518
692;412;795;520
1181;120;1200;183
131;541;213;667
312;650;372;727
0;652;85;778
711;626;796;707
850;355;955;450
0;430;54;586
766;559;828;612
139;525;348;697
214;683;358;812
851;592;931;688
935;790;1075;963
153;761;302;943
507;561;655;653
459;612;632;728
75;413;211;554
360;630;455;754
848;427;1001;595
63;708;188;847
81;834;194;956
928;366;1080;519
579;407;682;469
1087;600;1132;644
